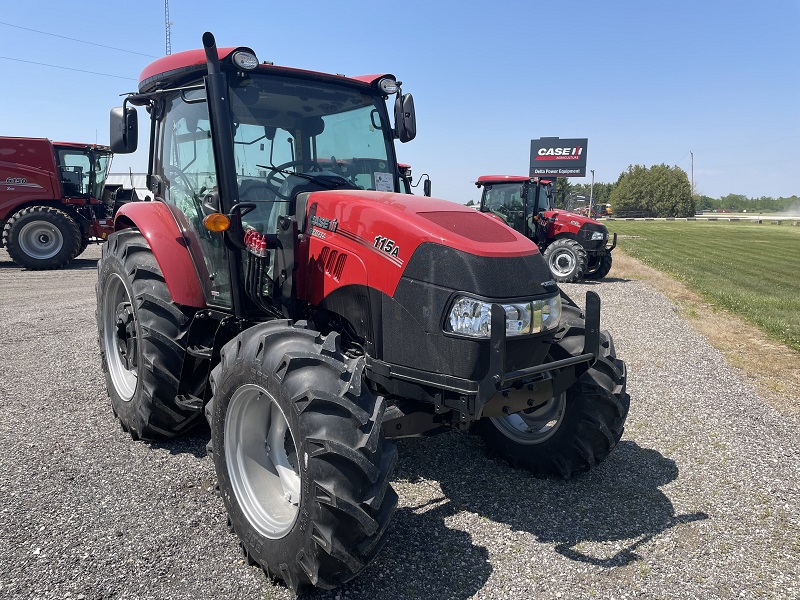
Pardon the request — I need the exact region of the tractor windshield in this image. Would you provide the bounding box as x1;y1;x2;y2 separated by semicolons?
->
226;74;397;231
481;182;526;231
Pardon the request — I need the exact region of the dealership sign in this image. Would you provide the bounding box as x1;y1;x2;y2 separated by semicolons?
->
529;137;589;177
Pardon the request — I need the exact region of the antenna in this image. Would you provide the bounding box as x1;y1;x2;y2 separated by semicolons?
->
164;0;172;55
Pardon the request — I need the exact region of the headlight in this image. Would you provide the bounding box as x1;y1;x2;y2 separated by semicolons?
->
446;294;561;338
591;231;606;241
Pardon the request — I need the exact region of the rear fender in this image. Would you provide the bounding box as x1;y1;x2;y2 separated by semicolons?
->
114;202;207;308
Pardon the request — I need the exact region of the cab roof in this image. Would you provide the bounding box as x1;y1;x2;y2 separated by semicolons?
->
475;175;553;187
139;47;394;94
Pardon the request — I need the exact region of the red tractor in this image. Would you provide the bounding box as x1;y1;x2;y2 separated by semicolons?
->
0;136;119;269
97;33;629;593
476;175;617;282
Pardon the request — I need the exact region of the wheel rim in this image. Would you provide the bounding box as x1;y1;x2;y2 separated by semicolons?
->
225;384;301;539
18;221;63;260
490;391;567;444
102;274;138;401
549;249;576;277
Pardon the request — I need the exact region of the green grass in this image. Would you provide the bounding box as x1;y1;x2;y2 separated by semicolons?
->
605;220;800;352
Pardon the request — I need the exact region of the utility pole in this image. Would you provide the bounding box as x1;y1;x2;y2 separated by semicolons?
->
165;0;172;55
589;169;595;217
690;151;694;196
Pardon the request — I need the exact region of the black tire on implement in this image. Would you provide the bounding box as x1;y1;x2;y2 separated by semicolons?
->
584;252;613;280
542;238;588;283
472;305;630;478
96;229;202;440
75;235;90;258
2;205;81;269
206;321;398;594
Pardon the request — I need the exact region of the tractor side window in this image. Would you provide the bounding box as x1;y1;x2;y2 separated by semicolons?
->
161;94;231;308
57;151;91;196
316;105;395;191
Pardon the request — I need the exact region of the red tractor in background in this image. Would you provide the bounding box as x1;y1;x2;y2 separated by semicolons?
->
0;136;123;269
97;33;629;593
476;175;617;282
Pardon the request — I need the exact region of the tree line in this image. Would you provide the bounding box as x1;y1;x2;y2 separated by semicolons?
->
556;164;798;217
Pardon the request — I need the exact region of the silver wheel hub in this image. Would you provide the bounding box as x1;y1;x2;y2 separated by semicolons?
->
225;384;301;539
549;250;576;276
490;391;567;444
102;274;138;401
18;221;63;260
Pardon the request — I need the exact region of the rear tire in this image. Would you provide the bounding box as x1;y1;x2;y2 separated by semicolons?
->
96;229;201;440
207;321;398;594
584;253;613;280
2;205;81;269
473;305;629;478
543;238;587;283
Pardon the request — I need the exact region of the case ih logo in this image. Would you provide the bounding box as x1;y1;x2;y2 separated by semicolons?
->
534;146;583;160
530;137;589;178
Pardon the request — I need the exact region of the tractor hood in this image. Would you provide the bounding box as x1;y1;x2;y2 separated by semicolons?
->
305;189;537;258
546;209;605;229
301;189;547;298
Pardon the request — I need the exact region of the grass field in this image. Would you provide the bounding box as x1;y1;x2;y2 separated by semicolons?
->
604;220;800;352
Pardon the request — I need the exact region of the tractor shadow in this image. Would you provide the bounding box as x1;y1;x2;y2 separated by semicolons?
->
310;434;705;599
575;276;631;285
397;433;704;567
0;257;99;270
148;426;210;459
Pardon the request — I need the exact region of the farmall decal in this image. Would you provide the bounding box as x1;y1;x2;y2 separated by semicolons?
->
530;137;589;178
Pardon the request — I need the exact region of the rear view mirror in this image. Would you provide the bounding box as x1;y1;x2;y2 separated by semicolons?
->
110;106;138;154
394;93;416;143
423;178;431;197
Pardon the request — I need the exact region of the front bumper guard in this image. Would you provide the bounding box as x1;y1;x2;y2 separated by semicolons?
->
476;291;601;418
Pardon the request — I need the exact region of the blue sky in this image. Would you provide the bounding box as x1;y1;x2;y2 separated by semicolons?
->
1;1;798;203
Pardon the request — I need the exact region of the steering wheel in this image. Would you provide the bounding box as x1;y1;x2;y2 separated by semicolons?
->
165;165;197;199
265;160;323;199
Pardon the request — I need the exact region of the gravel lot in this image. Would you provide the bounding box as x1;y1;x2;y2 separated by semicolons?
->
1;245;798;599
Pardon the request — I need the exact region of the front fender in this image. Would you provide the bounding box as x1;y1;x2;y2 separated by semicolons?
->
114;201;207;308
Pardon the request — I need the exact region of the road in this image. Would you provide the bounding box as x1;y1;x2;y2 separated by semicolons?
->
0;246;797;599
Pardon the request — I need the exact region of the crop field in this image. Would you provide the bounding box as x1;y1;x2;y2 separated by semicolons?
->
605;219;800;352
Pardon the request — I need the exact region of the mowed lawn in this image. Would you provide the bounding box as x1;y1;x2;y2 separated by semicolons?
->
605;219;800;352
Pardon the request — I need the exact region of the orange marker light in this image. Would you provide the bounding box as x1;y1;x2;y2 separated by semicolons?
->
203;213;230;232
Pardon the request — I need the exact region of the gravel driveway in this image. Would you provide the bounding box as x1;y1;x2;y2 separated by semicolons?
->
1;246;797;599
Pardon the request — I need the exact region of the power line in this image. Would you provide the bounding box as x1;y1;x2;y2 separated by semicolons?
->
0;56;136;81
0;20;158;58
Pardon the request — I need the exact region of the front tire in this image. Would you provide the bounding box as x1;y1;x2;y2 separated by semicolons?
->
207;321;398;594
584;252;613;280
96;229;201;440
473;306;629;478
2;205;81;269
543;238;588;283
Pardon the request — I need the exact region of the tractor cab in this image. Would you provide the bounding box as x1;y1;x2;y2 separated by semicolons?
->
476;175;556;244
54;144;112;200
111;39;417;314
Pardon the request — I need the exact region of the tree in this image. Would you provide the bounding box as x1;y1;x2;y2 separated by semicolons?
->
610;164;694;217
465;199;475;206
554;178;573;209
